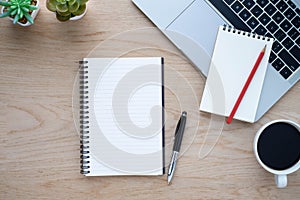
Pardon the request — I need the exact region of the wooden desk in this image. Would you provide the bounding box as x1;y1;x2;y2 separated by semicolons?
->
1;1;299;199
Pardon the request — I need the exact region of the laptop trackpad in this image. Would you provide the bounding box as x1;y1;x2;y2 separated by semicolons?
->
166;0;226;76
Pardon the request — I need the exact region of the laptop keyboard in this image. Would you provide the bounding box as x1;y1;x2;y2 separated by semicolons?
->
208;0;300;79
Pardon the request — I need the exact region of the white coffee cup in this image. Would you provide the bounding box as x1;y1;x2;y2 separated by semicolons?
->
253;119;300;188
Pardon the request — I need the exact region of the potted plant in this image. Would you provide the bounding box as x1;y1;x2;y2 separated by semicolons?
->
0;0;40;26
46;0;88;22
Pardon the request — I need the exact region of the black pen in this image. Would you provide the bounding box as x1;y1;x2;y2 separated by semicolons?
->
167;111;187;184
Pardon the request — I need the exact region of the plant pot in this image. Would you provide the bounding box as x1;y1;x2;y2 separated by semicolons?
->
1;0;40;26
69;3;87;21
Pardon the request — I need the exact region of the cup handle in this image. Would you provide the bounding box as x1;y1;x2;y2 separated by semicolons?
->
275;174;287;188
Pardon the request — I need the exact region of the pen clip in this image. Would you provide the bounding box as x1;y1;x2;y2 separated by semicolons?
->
172;114;183;142
173;112;187;152
174;117;182;137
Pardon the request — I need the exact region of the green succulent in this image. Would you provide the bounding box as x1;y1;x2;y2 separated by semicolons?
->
46;0;88;22
0;0;38;24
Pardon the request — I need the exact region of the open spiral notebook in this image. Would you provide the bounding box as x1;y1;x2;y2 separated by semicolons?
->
79;57;165;176
200;26;274;123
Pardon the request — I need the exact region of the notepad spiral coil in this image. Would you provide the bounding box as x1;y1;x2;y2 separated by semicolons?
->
79;60;90;175
222;25;271;41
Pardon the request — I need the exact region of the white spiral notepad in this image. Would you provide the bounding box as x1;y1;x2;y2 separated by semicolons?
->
200;26;274;123
79;57;165;176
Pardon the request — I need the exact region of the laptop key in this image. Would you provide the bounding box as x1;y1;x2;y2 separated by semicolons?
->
272;58;285;71
290;46;300;66
231;1;243;13
274;29;286;41
257;0;268;8
279;49;300;71
247;17;259;29
264;4;277;16
296;8;300;15
280;20;292;32
259;13;271;25
273;12;284;23
272;41;283;53
280;67;292;79
284;8;296;20
282;37;294;49
239;9;251;21
242;0;255;9
291;16;300;28
254;25;267;35
269;51;276;63
287;0;296;9
267;21;279;33
276;1;288;12
224;0;235;5
288;28;299;40
251;5;263;17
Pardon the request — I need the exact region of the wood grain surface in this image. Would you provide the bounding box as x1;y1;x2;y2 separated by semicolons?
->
0;1;299;199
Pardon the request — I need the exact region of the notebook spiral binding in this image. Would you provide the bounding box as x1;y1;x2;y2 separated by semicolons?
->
79;60;90;175
222;25;271;41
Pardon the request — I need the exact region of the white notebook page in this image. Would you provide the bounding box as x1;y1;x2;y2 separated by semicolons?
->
84;57;164;176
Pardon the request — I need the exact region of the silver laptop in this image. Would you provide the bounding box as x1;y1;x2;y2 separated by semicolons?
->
132;0;300;122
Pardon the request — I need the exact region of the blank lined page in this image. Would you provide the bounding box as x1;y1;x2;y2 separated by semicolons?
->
84;57;164;176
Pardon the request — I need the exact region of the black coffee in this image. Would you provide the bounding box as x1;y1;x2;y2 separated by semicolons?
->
257;122;300;171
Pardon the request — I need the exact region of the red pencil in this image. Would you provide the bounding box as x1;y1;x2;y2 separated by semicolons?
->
226;45;267;124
